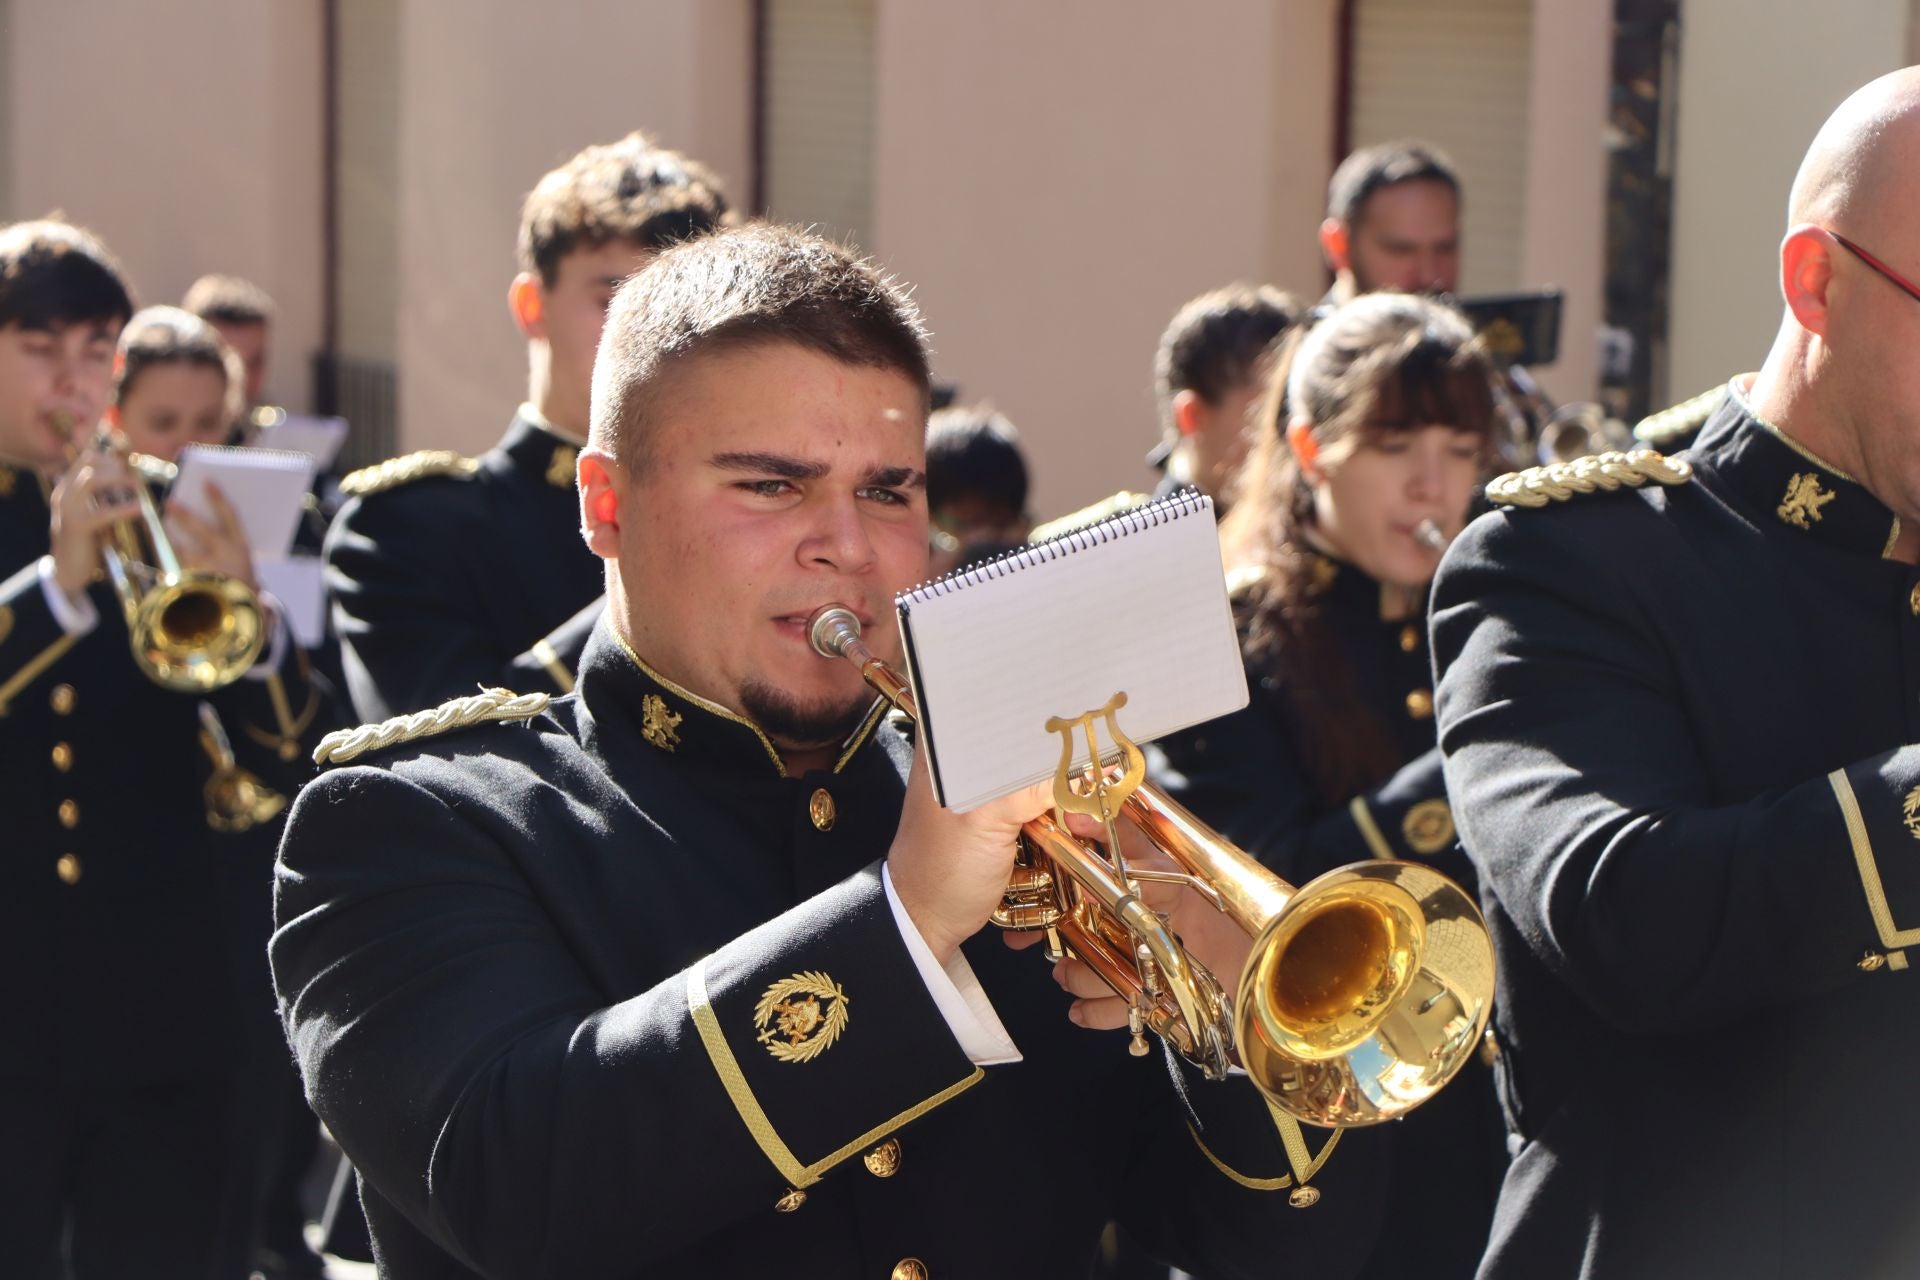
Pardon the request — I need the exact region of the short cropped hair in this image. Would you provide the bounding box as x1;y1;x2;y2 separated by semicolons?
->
1326;140;1462;229
115;306;244;424
926;405;1028;520
0;219;135;332
182;274;275;326
590;223;932;467
517;131;735;286
1155;283;1299;431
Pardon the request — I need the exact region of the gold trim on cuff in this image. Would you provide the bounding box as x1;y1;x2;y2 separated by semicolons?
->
1348;796;1395;861
1828;769;1920;949
686;957;984;1188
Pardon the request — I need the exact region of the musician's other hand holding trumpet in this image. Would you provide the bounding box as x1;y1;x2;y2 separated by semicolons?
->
1018;804;1257;1032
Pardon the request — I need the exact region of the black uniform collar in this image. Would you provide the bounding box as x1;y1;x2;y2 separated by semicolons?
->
571;616;888;779
496;407;586;492
1693;378;1901;560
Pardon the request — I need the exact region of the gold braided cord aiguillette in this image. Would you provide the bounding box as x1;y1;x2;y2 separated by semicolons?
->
1485;449;1692;509
313;688;551;765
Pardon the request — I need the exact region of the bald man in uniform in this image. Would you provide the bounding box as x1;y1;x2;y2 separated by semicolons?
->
1431;69;1920;1278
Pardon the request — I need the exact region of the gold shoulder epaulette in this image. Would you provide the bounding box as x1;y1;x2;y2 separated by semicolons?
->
1485;449;1693;510
313;688;550;766
1029;490;1149;545
339;450;480;498
1633;382;1731;448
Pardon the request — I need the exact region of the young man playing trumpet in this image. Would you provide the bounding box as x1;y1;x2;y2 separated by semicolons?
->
273;223;1386;1277
0;221;315;1277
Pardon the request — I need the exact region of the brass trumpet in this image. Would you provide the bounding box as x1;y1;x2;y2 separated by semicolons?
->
86;433;265;691
808;604;1494;1128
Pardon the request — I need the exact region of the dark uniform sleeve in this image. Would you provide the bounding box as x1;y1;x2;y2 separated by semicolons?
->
325;487;504;721
272;764;988;1275
1433;509;1919;1036
504;596;603;698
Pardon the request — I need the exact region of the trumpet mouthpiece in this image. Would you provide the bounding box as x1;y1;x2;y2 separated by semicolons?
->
807;605;863;659
1414;519;1447;552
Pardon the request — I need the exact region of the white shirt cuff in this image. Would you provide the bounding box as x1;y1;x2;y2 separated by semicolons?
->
883;862;1022;1066
243;590;289;680
38;556;99;636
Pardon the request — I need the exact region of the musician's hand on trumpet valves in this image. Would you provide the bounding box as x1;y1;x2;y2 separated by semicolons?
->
47;438;141;598
888;745;1257;1032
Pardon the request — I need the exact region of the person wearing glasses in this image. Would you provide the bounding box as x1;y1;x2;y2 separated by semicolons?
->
1430;68;1920;1278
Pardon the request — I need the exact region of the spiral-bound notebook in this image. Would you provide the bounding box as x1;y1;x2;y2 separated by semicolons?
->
896;490;1247;811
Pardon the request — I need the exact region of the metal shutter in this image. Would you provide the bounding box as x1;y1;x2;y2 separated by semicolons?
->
763;0;877;252
1349;0;1533;293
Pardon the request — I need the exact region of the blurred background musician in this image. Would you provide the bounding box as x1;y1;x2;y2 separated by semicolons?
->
1147;283;1300;516
0;219;313;1280
1149;291;1508;1279
1030;282;1299;542
105;303;345;1280
924;402;1032;575
183;272;277;429
324;131;734;721
1318;140;1462;305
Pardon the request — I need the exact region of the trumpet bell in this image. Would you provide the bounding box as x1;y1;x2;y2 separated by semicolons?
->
1238;862;1493;1127
130;569;266;691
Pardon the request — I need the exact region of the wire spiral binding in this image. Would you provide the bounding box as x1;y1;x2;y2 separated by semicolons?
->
897;488;1213;607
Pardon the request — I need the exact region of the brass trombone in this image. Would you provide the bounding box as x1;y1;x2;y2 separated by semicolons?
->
808;605;1493;1129
83;431;266;691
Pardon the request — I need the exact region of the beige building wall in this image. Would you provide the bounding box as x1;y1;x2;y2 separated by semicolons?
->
393;0;753;456
871;0;1341;522
1517;0;1611;411
1668;0;1912;402
1;0;324;411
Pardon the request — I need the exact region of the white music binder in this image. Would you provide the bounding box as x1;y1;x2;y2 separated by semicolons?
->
895;490;1248;812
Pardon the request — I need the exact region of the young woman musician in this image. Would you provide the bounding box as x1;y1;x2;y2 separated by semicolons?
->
1150;290;1508;1279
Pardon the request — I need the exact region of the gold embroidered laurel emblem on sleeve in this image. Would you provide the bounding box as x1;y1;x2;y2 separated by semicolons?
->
752;971;849;1063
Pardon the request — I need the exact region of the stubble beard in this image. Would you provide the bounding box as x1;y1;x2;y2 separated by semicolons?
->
738;680;874;751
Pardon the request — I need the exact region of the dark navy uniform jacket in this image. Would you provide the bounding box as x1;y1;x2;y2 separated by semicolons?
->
1152;557;1506;1279
0;460;317;1086
272;621;1390;1279
324;413;604;722
1432;387;1920;1279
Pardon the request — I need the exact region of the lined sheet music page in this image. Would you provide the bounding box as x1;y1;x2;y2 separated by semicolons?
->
896;491;1248;811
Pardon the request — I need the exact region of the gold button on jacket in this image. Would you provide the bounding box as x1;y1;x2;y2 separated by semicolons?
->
55;853;82;885
890;1259;928;1280
809;787;836;832
863;1138;901;1177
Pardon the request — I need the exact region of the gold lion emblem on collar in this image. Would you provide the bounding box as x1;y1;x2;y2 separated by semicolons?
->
753;971;849;1064
641;694;682;751
1777;472;1837;529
